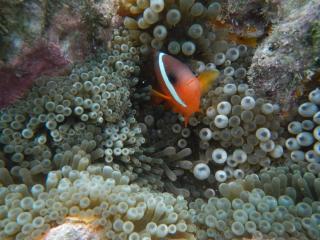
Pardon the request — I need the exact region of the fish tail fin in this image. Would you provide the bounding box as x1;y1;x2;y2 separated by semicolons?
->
198;70;220;94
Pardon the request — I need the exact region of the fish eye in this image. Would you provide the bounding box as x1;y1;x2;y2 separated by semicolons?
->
167;74;177;84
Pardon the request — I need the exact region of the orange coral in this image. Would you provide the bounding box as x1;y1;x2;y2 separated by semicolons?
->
211;20;258;47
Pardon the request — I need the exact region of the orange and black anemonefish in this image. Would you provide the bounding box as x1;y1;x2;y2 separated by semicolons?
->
151;51;219;126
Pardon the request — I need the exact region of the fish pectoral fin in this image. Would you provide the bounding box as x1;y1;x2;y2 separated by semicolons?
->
198;70;220;94
151;89;171;100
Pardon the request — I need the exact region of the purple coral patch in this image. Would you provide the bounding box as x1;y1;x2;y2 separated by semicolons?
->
0;42;70;108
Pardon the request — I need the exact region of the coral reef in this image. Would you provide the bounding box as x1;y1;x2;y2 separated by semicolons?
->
0;0;47;62
0;0;119;64
46;5;91;62
248;0;320;110
0;28;142;182
135;81;286;199
0;42;70;108
0;165;197;240
190;186;320;239
0;0;320;240
226;0;275;38
0;0;122;107
121;0;226;61
219;165;320;203
285;88;320;175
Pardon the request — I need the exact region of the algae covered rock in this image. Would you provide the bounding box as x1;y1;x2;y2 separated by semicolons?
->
0;0;47;62
248;0;320;110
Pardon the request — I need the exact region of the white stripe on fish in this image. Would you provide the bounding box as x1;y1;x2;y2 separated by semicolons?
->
158;52;187;108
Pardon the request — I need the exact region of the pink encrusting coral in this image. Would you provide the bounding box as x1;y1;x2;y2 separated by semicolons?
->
47;7;91;62
47;3;122;62
0;42;70;108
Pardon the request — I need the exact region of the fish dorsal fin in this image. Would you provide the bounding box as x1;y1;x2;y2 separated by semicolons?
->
198;70;220;94
158;52;187;108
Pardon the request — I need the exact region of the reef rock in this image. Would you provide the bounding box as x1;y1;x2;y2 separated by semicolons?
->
0;0;48;62
248;0;320;111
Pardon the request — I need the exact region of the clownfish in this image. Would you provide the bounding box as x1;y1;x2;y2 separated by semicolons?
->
152;52;219;126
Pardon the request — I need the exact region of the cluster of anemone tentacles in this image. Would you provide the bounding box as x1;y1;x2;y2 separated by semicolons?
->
0;0;319;240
